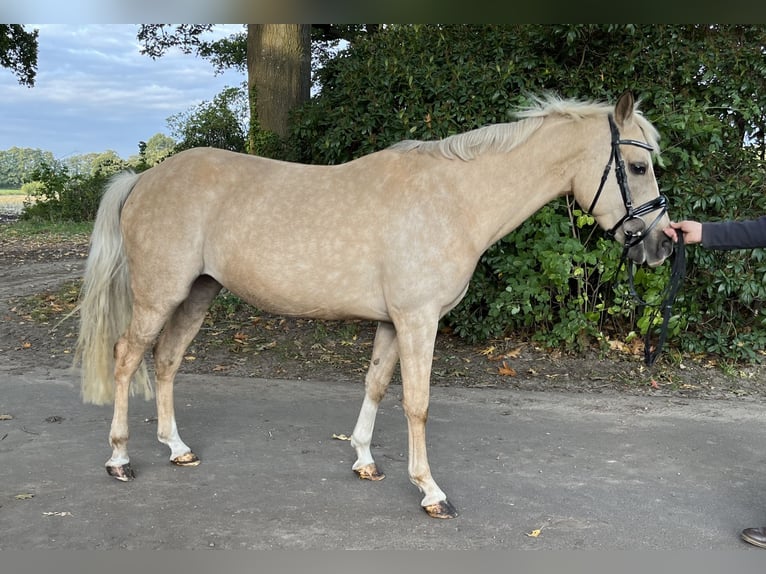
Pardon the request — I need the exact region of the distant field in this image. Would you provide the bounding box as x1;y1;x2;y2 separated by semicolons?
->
0;191;26;215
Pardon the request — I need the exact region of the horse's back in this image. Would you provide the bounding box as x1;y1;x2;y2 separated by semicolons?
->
118;147;478;322
120;148;395;319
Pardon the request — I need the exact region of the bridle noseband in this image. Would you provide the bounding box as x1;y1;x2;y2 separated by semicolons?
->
587;114;668;250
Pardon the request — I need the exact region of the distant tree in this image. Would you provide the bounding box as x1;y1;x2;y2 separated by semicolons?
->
0;147;54;188
62;153;99;177
89;151;127;177
141;133;177;166
167;87;248;152
0;24;38;87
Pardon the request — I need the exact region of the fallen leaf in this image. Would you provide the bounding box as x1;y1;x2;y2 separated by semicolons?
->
255;341;277;351
608;339;627;352
627;338;644;356
650;379;660;389
21;341;32;349
526;529;542;538
184;355;196;361
332;433;351;441
497;361;517;377
502;346;524;359
15;493;34;500
0;414;13;421
479;345;497;357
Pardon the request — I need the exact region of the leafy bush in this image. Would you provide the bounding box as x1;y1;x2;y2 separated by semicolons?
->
168;86;248;153
21;161;110;222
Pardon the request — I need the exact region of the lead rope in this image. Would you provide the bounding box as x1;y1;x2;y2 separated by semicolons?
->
623;232;686;366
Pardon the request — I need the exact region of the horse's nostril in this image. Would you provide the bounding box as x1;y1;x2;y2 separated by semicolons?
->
663;236;674;256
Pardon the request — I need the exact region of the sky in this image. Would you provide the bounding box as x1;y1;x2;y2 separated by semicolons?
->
0;24;246;160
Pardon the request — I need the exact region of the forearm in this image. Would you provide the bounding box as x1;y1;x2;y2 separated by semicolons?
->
702;216;766;250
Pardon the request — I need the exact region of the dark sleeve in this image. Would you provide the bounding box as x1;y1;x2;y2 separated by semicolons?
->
701;216;766;250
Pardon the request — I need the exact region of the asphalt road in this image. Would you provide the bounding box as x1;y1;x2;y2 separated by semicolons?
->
2;364;766;550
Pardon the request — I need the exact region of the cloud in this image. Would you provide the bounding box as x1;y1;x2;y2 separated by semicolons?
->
2;1;325;23
0;24;245;158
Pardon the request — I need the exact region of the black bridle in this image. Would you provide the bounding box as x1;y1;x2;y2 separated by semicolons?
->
587;114;668;250
587;114;685;367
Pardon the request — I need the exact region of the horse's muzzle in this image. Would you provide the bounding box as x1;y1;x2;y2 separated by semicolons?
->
631;231;673;268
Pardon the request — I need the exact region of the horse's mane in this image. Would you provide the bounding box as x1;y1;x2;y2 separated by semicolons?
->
388;93;660;161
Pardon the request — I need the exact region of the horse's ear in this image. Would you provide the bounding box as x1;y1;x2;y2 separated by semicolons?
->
614;90;635;126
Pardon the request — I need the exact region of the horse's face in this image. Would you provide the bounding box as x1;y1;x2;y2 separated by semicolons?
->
580;92;673;268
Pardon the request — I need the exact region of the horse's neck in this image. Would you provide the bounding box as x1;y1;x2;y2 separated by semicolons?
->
458;130;584;252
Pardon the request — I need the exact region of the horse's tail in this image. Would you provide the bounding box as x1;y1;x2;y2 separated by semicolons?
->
74;171;152;405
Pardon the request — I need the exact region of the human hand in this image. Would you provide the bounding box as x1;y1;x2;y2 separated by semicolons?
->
663;220;702;244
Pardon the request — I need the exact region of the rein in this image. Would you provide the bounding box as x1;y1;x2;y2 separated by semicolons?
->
588;114;685;366
632;232;685;366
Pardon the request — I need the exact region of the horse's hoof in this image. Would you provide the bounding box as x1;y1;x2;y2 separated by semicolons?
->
423;499;458;519
171;452;200;467
353;463;385;481
106;463;135;481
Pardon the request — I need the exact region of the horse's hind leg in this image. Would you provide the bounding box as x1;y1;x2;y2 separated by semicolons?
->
351;322;398;481
153;275;222;466
108;305;168;480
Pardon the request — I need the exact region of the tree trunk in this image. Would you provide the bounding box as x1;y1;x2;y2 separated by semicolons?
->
247;24;311;152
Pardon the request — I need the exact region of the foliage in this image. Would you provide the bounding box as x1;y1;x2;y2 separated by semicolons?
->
167;87;248;153
289;24;766;361
20;156;125;222
137;25;375;82
137;25;375;156
137;133;177;167
0;147;55;188
0;148;143;189
137;25;246;73
244;86;285;158
0;24;38;87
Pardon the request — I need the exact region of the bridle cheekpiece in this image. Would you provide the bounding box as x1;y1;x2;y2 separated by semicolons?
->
587;114;668;250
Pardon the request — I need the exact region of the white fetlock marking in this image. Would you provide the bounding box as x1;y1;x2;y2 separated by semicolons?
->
421;490;448;508
159;420;192;460
107;455;130;467
410;477;447;507
351;396;378;470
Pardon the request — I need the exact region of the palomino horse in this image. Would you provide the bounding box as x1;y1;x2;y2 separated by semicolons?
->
75;91;672;518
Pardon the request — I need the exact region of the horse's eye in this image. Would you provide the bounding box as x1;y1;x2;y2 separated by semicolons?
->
630;163;647;175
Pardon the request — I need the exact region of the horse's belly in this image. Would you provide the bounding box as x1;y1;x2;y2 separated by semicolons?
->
211;260;390;322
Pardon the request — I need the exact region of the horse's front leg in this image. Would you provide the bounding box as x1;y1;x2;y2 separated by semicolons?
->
351;322;399;480
395;313;457;519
